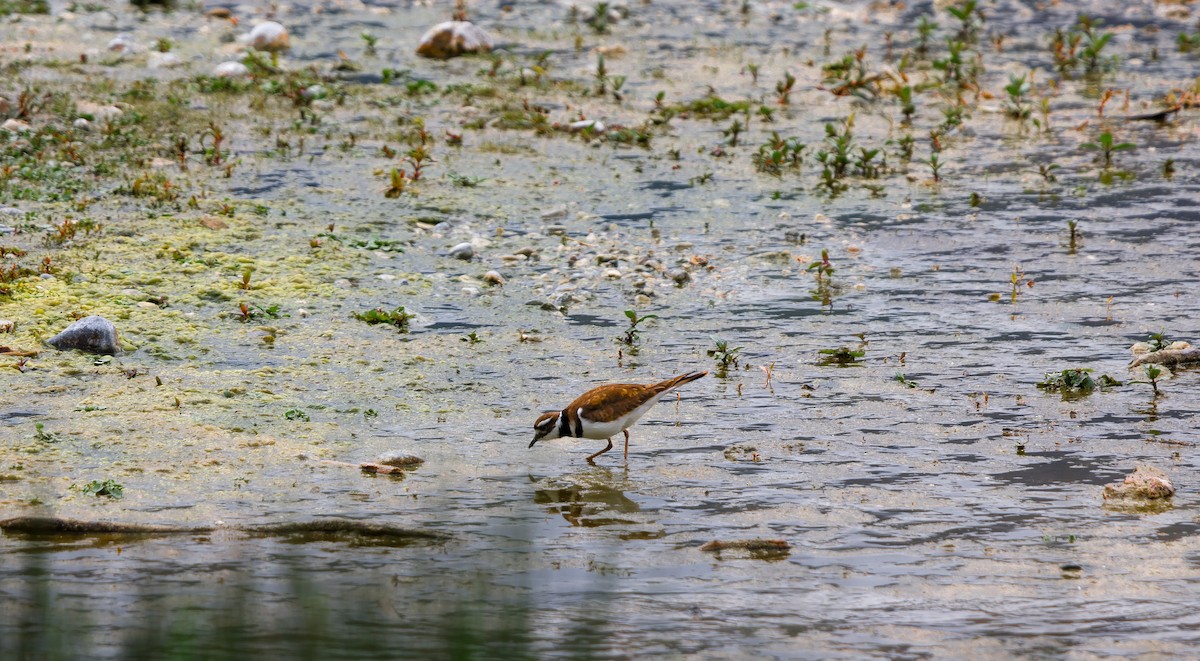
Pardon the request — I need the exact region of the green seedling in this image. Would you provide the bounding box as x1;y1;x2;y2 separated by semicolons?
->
1004;73;1031;120
1079;18;1114;74
775;71;796;105
897;85;916;120
915;15;939;56
73;479;123;499
461;332;483;345
707;338;743;370
895;373;918;388
928;153;943;183
284;408;310;422
1144;364;1163;398
723;119;744;146
361;32;378;55
620;309;658;346
1067;220;1080;253
353;306;414;332
946;0;981;41
1146;331;1171;352
33;422;62;442
239;267;254;290
817;347;865;366
1081;131;1134;168
807;249;835;282
745;62;760;84
1037;163;1059;183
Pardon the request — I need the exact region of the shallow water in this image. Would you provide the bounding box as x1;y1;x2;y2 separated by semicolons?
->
2;0;1200;657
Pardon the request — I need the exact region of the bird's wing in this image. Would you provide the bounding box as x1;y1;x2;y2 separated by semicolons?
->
568;384;658;423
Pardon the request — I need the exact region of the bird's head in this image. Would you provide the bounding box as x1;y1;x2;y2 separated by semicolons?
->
530;411;561;447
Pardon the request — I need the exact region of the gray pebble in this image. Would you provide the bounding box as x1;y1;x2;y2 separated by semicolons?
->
449;242;475;260
668;268;691;285
47;315;121;355
545;225;566;236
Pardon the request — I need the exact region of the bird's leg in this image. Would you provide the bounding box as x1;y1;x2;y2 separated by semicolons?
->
623;429;630;460
586;438;614;464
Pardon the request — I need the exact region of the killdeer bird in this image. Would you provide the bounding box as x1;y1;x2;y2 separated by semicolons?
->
529;371;707;463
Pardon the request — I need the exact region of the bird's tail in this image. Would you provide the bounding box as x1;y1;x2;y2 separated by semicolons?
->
653;371;708;394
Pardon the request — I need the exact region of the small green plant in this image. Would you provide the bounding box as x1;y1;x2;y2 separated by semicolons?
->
1143;364;1163;398
1078;17;1114;74
361;32;378;55
620;309;658;346
33;422;62;442
1145;331;1171;352
945;0;981;42
915;15;939;56
817;347;865;366
353;306;415;332
1067;219;1080;253
928;153;944;183
895;373;918;388
1081;131;1135;168
807;249;835;281
461;331;483;345
775;71;796;105
1003;73;1031;120
707;338;743;369
284;408;310;422
239;267;254;290
74;479;123;499
1036;368;1120;399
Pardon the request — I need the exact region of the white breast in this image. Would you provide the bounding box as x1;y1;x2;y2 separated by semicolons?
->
577;394;664;440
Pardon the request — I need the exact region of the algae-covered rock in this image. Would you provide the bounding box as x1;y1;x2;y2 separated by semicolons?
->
416;21;494;59
47;315;121;355
1103;465;1175;506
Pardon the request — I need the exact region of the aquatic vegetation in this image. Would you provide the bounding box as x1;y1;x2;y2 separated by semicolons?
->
945;0;982;42
1067;220;1080;253
752;132;804;177
461;331;483;345
1003;73;1031;120
821;49;881;99
1036;368;1120;398
353;306;414;332
774;71;796;105
1140;364;1165;399
1082;131;1135;168
72;479;123;499
619;309;657;347
928;153;944;183
707;338;742;372
284;408;310;422
1146;332;1172;353
817;346;865;366
33;422;61;443
894;373;918;388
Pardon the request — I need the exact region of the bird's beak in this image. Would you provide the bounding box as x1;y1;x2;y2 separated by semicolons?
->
528;436;539;449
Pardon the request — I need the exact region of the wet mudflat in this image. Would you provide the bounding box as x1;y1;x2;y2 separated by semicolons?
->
1;0;1199;657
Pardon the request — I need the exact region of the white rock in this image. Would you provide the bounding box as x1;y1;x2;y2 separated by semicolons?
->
78;102;122;122
603;268;622;279
73;118;92;131
242;21;289;52
47;315;122;355
415;21;494;59
569;119;605;133
107;34;137;53
449;242;475;260
148;52;183;69
213;61;250;78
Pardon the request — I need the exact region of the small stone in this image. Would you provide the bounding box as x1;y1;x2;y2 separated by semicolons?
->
73;118;92;131
107;34;137;53
1;119;30;133
0;319;13;333
46;315;121;355
206;7;233;19
38;273;54;280
244;21;289;52
376;451;424;468
603;268;622;279
668;268;690;285
515;246;539;258
540;207;567;221
213;61;250;78
482;270;505;286
415;21;494;60
148;52;183;69
545;225;567;236
449;242;475;260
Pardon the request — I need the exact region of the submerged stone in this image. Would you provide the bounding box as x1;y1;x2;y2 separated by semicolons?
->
449;242;475;260
1103;465;1174;502
415;21;494;59
47;315;122;355
376;451;425;468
